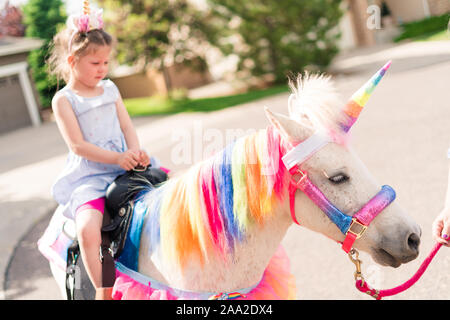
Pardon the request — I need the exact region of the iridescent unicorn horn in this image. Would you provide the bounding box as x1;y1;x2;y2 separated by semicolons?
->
83;0;91;15
341;61;391;132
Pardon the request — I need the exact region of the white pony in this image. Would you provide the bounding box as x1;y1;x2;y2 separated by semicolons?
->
41;63;421;300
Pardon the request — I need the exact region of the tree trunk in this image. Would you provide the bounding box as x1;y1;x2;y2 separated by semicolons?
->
161;65;173;98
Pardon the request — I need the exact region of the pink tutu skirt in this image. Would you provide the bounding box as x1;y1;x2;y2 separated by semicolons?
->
112;245;297;300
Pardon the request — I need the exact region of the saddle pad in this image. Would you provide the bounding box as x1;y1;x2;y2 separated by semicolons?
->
37;206;75;272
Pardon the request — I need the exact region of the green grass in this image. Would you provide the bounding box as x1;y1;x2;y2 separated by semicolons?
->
412;29;450;42
394;14;449;42
124;84;289;117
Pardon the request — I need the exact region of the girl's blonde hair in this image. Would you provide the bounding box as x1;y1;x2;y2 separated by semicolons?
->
47;27;113;83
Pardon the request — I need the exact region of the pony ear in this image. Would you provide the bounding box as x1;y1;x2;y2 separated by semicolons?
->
264;106;312;143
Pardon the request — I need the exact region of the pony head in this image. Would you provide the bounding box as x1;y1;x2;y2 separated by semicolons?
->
265;64;421;268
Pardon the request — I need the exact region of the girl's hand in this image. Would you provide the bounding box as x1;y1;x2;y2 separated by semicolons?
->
117;150;140;171
138;149;150;167
432;207;450;246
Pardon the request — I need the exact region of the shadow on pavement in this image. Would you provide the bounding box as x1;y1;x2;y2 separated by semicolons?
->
4;211;62;300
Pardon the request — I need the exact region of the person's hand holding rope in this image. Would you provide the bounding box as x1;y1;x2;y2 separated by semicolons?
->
432;148;450;247
432;205;450;247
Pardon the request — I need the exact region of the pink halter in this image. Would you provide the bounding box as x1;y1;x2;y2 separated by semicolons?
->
281;62;397;253
283;134;396;253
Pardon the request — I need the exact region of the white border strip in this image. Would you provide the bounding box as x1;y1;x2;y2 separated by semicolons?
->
0;61;41;127
282;132;331;170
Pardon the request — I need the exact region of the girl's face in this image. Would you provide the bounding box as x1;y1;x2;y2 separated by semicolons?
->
69;45;111;88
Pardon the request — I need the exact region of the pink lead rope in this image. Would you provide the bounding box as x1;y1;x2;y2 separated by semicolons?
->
352;242;442;300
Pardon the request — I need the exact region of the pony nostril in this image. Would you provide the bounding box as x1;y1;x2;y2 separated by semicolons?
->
407;233;421;252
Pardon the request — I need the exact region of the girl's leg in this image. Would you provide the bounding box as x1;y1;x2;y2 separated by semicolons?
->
75;208;104;291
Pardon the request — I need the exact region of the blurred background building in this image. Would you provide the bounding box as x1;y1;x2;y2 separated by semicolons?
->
0;1;42;134
340;0;450;48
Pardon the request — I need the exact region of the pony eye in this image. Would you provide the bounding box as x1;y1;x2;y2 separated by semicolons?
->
328;173;349;184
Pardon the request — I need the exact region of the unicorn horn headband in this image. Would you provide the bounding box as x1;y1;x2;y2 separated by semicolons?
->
67;0;104;52
83;0;90;15
282;61;392;171
341;61;391;132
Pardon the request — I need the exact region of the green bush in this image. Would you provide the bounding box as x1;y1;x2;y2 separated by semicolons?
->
394;13;450;42
23;0;66;108
207;0;344;84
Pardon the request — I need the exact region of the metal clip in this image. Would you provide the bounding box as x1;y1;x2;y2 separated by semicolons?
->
348;248;365;285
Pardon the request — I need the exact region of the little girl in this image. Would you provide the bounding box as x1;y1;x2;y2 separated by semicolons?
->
47;4;149;299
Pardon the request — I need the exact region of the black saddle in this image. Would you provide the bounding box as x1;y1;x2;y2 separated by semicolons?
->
105;166;168;215
103;165;168;259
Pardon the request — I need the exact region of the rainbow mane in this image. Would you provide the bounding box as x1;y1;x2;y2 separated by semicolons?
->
142;126;290;270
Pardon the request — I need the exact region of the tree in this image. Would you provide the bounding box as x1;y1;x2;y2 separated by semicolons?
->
23;0;66;108
97;0;223;92
207;0;343;83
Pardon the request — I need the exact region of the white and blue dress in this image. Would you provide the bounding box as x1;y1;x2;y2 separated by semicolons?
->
51;79;127;220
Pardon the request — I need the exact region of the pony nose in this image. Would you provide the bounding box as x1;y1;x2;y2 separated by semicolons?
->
406;231;421;254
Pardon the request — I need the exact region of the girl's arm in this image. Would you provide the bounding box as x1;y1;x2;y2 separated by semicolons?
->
115;94;150;167
53;94;139;169
115;94;140;151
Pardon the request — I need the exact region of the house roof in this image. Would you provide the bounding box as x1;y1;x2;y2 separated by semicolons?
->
0;36;43;57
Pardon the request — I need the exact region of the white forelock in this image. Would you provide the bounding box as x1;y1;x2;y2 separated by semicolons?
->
287;73;348;134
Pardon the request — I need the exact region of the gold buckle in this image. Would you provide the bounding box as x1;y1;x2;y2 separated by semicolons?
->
347;218;367;239
291;169;307;186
